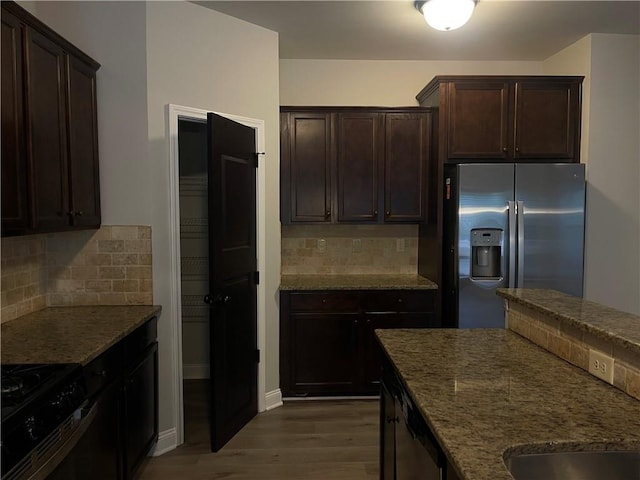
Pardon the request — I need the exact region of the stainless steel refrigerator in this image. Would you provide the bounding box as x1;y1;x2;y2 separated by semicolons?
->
442;163;586;328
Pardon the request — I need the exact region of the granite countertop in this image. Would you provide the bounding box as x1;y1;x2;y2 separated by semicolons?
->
279;274;438;290
376;328;640;480
497;288;640;355
1;305;162;366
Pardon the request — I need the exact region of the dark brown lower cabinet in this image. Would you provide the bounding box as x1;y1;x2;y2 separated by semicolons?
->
123;342;158;480
76;317;158;480
280;290;438;397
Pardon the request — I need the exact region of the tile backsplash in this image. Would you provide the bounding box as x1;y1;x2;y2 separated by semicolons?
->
282;224;418;275
1;226;152;323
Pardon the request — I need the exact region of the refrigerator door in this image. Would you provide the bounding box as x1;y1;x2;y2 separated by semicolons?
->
457;164;514;328
515;164;585;296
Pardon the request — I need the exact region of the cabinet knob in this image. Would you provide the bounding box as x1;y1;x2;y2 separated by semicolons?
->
325;210;331;218
322;299;327;304
502;147;508;153
67;210;75;217
354;319;359;325
397;298;403;303
374;210;378;216
385;211;390;216
75;211;84;217
515;147;520;153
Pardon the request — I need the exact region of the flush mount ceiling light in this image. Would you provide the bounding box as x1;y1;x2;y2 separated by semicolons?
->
415;0;477;31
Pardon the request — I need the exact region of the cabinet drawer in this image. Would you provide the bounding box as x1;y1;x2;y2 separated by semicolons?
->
362;290;435;313
83;343;122;398
289;292;360;313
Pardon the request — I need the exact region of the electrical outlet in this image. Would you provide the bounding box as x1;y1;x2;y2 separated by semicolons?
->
396;238;405;252
352;239;362;253
317;239;326;252
588;349;614;384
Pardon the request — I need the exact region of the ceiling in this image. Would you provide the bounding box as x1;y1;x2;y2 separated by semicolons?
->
195;0;640;61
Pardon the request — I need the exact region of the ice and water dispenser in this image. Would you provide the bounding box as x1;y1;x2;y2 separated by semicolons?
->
470;228;502;279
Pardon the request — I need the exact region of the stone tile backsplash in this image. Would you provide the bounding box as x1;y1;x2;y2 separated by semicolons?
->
281;224;418;275
1;226;153;323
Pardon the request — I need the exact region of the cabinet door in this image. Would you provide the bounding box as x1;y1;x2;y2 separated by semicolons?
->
384;113;430;222
336;112;382;222
1;11;28;234
66;55;101;227
283;112;332;223
513;80;581;161
447;81;510;160
287;313;359;396
380;383;397;480
25;26;69;231
123;343;158;480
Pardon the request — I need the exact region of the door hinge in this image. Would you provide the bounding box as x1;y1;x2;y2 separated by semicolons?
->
253;152;265;168
253;271;260;285
255;349;260;363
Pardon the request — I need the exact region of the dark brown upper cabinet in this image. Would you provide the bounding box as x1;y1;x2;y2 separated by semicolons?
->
1;1;101;236
280;111;332;223
384;113;431;222
416;76;583;163
336;112;382;222
280;107;433;225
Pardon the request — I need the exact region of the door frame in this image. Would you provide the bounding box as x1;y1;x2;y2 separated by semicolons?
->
167;104;267;447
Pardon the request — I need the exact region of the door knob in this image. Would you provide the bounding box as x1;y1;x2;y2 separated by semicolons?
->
204;293;230;305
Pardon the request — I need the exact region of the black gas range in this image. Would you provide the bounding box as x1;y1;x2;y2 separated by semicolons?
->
1;363;88;480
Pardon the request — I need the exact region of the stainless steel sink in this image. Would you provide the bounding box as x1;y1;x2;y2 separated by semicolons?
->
505;450;640;480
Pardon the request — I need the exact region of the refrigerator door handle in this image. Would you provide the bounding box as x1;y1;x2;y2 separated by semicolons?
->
508;201;517;288
517;200;525;287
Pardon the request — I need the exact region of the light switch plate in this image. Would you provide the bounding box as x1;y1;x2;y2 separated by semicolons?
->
318;239;326;252
352;239;362;253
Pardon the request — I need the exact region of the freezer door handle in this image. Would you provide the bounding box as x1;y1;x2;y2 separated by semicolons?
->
517;201;525;287
508;201;517;288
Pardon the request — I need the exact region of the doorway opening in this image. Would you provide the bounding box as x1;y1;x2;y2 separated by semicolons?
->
167;104;267;450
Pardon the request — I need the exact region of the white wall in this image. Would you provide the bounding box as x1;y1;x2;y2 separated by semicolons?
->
18;1;151;224
280;59;543;105
545;34;640;315
145;1;281;438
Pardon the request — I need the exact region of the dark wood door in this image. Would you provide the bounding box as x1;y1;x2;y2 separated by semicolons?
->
447;81;510;160
513;80;581;161
384;113;430;222
207;113;258;452
25;25;69;231
66;55;101;227
1;10;28;235
282;112;332;223
336;112;382;222
380;382;397;480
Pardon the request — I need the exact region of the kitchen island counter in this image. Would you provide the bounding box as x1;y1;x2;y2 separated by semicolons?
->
280;273;437;291
376;328;640;480
1;305;161;365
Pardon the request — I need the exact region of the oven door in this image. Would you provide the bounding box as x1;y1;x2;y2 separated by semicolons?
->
45;378;120;480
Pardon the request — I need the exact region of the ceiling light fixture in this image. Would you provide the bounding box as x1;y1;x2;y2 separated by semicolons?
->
415;0;477;32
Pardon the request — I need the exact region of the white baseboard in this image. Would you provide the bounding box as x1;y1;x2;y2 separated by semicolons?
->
183;363;209;379
151;428;178;456
265;388;283;411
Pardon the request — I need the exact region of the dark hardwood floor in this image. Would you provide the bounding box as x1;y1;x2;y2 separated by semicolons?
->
138;380;380;479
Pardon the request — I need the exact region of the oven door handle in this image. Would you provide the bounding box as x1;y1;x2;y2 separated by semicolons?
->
28;402;98;480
